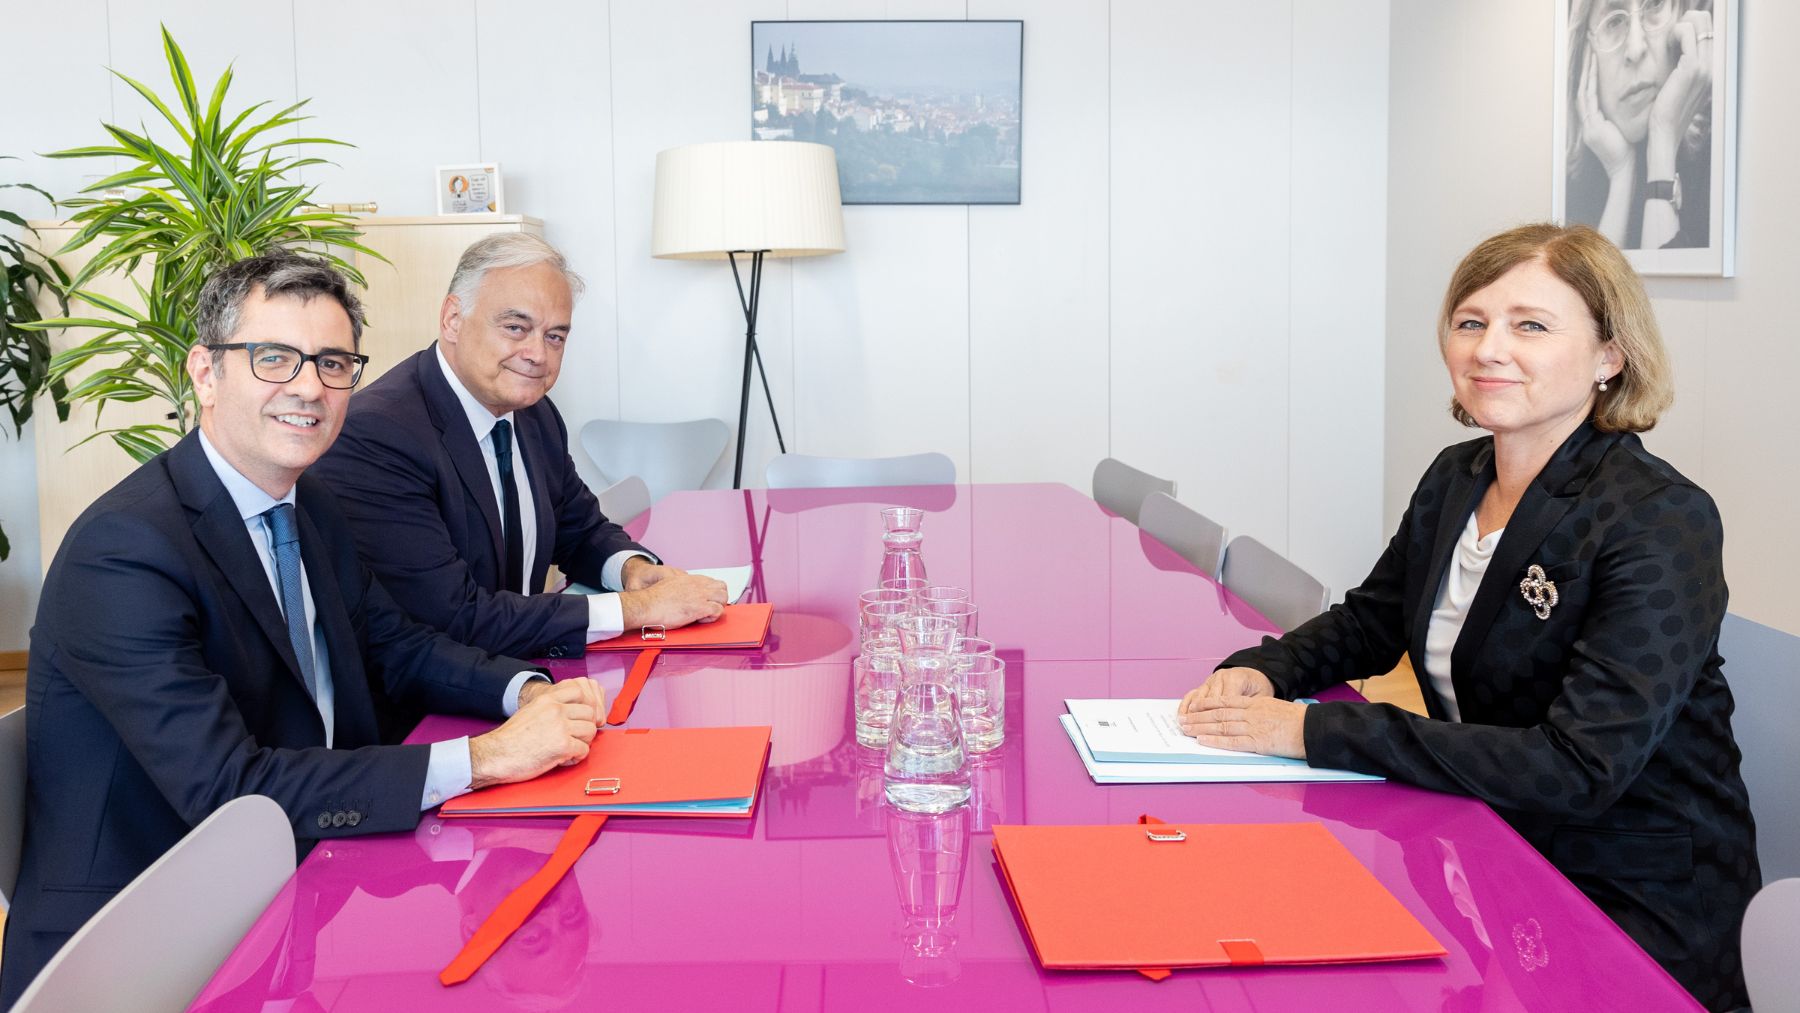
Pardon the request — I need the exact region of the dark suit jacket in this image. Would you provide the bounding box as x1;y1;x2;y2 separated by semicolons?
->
1221;423;1759;1011
0;432;526;1005
311;345;651;660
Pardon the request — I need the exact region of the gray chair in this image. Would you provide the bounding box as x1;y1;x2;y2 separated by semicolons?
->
765;452;955;490
0;705;24;911
1139;491;1228;579
1720;612;1800;881
580;418;730;505
596;475;652;527
11;794;295;1012
1092;457;1176;525
1742;877;1800;1012
1219;534;1330;633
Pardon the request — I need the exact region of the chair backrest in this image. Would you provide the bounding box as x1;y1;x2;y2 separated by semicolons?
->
1219;534;1330;633
765;452;956;490
579;418;730;504
1720;612;1800;881
0;706;24;910
1742;878;1800;1011
1091;457;1177;525
596;475;652;527
12;794;295;1013
1139;491;1227;579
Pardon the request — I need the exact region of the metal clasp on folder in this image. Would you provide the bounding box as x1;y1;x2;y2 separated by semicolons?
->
1146;828;1187;842
640;625;667;641
584;778;622;796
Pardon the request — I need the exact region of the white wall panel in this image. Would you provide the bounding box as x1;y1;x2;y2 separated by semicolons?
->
294;1;481;213
1110;0;1294;555
1287;0;1389;600
475;0;622;490
967;0;1109;491
0;0;114;648
106;3;298;156
609;0;796;490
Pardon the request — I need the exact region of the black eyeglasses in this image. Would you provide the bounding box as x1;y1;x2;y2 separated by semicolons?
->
213;342;370;390
1589;0;1674;54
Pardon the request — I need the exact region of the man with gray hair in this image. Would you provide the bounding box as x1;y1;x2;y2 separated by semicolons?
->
2;249;609;1003
313;234;725;671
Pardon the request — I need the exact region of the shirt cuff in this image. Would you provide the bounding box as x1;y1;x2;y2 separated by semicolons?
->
585;593;626;643
421;737;474;811
503;670;550;716
600;549;655;592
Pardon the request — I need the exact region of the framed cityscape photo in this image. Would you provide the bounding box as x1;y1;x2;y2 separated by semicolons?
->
1551;0;1736;276
750;20;1023;205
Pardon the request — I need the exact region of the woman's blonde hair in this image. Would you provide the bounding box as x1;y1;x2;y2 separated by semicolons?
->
1438;222;1673;432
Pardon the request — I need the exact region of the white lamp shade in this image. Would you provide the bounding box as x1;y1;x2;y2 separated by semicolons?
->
651;141;846;260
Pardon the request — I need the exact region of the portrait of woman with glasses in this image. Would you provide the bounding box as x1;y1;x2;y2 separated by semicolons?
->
1561;0;1716;251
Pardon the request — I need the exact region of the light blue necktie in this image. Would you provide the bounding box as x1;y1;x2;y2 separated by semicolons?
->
264;504;319;701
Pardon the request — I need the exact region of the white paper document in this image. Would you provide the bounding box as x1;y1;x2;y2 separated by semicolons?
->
564;565;752;604
1058;715;1383;785
1065;698;1308;766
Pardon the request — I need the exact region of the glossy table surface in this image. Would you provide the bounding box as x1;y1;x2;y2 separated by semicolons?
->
191;483;1698;1011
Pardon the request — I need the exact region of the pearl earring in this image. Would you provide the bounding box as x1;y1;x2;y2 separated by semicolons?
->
1597;374;1609;392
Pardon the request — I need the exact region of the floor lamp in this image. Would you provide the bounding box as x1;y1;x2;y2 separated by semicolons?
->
651;141;846;488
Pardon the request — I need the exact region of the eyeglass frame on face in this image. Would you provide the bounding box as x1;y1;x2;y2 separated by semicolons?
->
1587;0;1675;54
210;341;370;389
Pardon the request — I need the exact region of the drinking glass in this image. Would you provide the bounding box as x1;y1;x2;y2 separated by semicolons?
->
918;586;971;605
854;648;903;748
951;637;995;663
895;614;958;654
860;587;911;608
919;599;978;640
860;599;912;648
957;654;1006;753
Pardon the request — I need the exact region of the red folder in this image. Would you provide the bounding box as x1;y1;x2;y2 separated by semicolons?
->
586;602;773;651
440;725;772;818
991;821;1445;972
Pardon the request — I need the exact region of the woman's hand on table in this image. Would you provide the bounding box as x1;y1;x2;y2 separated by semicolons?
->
1176;668;1307;760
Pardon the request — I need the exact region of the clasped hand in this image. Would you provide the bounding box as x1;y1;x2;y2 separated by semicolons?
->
468;677;606;790
1175;667;1308;760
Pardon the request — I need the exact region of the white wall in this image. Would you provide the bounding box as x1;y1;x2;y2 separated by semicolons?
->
0;0;1392;649
1387;0;1800;635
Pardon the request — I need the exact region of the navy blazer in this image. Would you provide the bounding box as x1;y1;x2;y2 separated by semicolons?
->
0;431;525;1004
312;346;651;660
1221;423;1759;1011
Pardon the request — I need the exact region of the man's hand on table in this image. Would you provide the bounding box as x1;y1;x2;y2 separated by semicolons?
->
468;677;606;790
619;568;728;629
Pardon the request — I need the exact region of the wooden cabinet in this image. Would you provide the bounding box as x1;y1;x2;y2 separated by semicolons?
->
28;214;543;572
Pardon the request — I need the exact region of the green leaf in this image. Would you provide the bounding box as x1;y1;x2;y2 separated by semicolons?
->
161;26;203;129
110;69;196;146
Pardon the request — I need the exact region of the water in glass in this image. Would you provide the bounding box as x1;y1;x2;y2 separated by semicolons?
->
884;644;971;812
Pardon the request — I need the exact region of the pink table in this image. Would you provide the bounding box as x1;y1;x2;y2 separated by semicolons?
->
190;484;1699;1011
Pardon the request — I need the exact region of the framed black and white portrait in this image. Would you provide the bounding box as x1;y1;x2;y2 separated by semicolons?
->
1552;0;1736;276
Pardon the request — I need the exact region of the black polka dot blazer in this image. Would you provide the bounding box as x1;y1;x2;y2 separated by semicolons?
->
1219;422;1759;1011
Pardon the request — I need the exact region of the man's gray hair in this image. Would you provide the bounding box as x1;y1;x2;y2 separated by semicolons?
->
446;234;585;314
195;249;366;351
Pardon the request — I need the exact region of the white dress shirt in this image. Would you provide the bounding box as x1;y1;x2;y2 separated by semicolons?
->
198;430;537;810
434;346;644;641
1421;511;1504;723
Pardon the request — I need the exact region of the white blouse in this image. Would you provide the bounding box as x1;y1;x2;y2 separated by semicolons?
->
1421;511;1504;723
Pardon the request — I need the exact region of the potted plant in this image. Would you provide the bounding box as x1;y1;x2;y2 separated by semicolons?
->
0;157;70;560
29;27;380;462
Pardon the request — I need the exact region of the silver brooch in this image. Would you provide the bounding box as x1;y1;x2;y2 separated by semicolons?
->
1519;564;1559;620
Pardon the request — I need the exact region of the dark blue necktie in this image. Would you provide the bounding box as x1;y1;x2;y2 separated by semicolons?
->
264;504;319;701
493;419;525;595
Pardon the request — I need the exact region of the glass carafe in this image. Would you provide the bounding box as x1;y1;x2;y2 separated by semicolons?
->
879;507;927;586
883;616;971;813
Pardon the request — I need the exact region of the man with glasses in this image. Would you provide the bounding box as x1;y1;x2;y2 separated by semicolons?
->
0;250;608;1004
312;234;727;665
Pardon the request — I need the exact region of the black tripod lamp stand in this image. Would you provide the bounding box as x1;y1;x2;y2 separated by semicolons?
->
650;141;846;488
